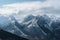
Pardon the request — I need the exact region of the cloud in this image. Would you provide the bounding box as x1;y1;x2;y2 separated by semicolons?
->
0;2;41;15
0;0;60;16
0;1;50;15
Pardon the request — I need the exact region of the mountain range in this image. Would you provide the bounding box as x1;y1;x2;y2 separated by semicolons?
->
0;14;60;40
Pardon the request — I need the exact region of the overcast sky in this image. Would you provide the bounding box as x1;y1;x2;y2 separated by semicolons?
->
0;0;60;16
0;0;46;5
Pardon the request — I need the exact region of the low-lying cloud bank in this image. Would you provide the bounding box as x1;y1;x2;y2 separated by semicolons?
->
0;0;60;16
